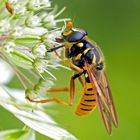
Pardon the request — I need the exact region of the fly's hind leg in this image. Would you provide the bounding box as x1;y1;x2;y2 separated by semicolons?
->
26;73;84;106
25;87;72;106
26;96;71;106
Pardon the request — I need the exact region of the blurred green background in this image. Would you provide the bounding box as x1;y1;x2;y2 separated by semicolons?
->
0;0;140;140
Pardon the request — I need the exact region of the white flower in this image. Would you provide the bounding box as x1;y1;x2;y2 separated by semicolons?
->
0;61;14;84
23;27;48;35
34;59;48;73
0;19;10;32
40;0;51;7
0;59;76;139
28;0;51;10
9;0;18;4
27;14;42;27
0;87;77;140
46;30;63;46
0;0;75;139
44;15;57;27
3;42;15;53
33;44;46;56
12;27;23;37
14;3;27;15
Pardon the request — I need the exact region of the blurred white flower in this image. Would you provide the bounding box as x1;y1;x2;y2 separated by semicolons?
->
26;14;42;27
0;0;76;139
12;27;23;37
0;86;77;140
28;0;51;10
9;0;18;4
0;19;10;32
23;27;48;35
0;61;14;84
33;44;46;56
3;41;15;53
14;3;26;15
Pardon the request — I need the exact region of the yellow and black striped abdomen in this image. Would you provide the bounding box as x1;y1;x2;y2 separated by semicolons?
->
74;83;97;116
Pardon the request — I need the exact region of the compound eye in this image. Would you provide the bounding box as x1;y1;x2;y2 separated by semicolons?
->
62;27;87;43
68;31;85;42
65;30;87;42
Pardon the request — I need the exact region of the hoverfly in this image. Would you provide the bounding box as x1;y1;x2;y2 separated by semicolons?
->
26;21;118;134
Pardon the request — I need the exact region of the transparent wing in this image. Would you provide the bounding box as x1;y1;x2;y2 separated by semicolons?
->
85;62;118;134
99;71;118;127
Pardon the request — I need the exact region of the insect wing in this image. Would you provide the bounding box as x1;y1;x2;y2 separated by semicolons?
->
99;72;118;127
85;62;116;134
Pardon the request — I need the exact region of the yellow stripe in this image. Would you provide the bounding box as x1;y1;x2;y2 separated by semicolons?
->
92;54;96;64
76;42;83;47
74;83;97;116
63;30;72;36
83;48;93;55
85;83;92;89
75;53;82;60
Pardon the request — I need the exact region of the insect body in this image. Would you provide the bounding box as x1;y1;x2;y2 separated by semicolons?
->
61;22;118;133
26;22;118;134
61;24;103;115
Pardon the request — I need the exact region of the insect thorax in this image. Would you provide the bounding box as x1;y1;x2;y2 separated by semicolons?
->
67;39;103;70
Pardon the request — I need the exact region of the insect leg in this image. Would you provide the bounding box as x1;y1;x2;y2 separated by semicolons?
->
26;96;71;106
47;88;69;92
70;72;84;105
26;86;83;106
47;44;83;73
78;76;85;87
54;50;83;73
47;88;82;94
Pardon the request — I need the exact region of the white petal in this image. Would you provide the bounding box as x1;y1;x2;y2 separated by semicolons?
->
0;87;77;140
23;27;48;35
0;61;14;84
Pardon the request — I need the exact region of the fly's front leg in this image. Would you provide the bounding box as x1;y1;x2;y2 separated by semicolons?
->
54;50;83;73
46;44;83;73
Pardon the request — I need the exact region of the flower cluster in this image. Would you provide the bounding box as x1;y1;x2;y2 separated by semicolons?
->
0;0;68;77
0;0;76;140
0;0;70;96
